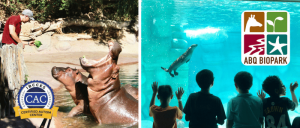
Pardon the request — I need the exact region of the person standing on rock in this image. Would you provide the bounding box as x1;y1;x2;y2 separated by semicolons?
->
0;9;35;117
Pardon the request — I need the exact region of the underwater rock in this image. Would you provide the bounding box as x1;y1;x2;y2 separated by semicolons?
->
152;18;172;37
198;29;228;52
171;39;188;49
172;32;186;39
171;24;184;32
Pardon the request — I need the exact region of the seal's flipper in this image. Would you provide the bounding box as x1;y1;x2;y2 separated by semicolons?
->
174;71;178;76
169;72;174;77
161;67;168;72
186;59;190;63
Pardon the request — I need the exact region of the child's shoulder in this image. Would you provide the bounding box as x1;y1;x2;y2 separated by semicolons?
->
265;96;291;101
190;92;222;101
263;97;293;104
150;105;159;110
230;93;261;102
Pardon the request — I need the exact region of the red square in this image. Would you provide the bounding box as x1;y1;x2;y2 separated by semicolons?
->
244;35;265;55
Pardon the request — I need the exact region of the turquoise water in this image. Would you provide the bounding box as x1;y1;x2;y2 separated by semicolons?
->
141;0;300;127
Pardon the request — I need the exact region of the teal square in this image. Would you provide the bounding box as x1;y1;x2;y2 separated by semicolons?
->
267;35;287;55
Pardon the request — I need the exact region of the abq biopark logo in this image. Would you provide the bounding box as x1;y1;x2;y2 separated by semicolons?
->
14;81;58;120
242;11;290;65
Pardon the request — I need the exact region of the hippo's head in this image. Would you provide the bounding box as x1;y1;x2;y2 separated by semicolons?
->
79;40;122;69
108;40;122;61
52;66;84;86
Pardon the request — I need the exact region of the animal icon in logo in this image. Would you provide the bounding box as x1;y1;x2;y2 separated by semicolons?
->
245;14;262;32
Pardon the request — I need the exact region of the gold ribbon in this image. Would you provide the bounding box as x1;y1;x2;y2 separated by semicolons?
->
14;106;59;119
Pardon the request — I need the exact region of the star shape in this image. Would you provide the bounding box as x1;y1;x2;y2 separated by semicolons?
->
268;36;287;55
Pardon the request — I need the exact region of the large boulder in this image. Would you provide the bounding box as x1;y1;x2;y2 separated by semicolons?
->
152;17;172;37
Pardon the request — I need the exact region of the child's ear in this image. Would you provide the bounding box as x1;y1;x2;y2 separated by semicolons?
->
234;83;238;88
157;95;160;99
171;95;173;99
211;81;214;87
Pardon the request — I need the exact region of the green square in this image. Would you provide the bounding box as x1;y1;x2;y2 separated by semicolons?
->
267;12;287;32
267;35;287;55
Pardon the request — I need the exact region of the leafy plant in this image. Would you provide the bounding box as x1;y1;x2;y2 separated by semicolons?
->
25;75;29;83
267;17;284;32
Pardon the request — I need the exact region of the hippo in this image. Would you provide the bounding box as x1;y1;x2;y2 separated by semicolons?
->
79;40;138;124
51;66;139;117
51;67;90;117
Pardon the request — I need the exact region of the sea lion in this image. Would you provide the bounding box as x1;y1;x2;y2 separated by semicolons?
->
79;40;138;125
161;44;198;77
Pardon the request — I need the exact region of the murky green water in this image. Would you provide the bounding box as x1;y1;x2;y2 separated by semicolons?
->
54;64;138;128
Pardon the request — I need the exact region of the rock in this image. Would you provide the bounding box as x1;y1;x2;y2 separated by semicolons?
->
21;21;39;35
56;35;77;41
198;29;228;52
119;30;137;44
55;42;71;51
152;17;172;37
35;33;52;52
77;34;92;40
171;24;184;32
171;39;187;49
172;32;186;39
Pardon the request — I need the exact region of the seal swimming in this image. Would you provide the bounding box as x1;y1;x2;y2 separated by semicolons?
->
161;44;198;77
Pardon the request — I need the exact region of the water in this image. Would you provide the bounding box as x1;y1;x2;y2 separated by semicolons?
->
54;64;138;128
141;0;300;127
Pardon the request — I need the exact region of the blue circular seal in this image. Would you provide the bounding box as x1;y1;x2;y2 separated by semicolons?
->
17;80;54;109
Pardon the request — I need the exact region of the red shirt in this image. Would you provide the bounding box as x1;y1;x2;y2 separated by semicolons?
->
2;15;21;45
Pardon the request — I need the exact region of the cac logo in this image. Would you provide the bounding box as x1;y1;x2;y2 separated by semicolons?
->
14;81;58;119
18;81;54;109
242;11;290;65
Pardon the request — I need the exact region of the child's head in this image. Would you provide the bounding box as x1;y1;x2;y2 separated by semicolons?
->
262;76;286;97
157;85;173;102
196;69;214;90
234;71;253;92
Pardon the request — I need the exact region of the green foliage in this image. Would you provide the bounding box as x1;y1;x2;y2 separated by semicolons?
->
25;75;29;83
115;0;138;21
4;0;138;22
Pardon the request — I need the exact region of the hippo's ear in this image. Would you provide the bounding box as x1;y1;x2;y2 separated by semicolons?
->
75;69;79;74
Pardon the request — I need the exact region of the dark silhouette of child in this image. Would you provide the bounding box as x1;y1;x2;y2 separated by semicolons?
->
149;81;184;128
257;76;298;128
183;69;226;128
292;116;300;128
226;71;263;128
